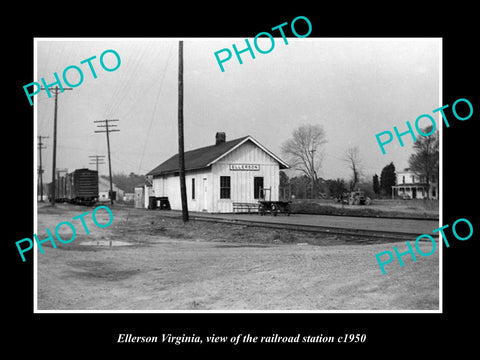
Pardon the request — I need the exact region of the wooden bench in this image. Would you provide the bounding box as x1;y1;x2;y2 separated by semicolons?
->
232;202;259;214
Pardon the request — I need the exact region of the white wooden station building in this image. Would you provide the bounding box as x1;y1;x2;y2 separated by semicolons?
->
145;132;289;213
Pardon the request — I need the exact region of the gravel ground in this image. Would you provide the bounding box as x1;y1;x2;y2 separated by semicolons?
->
35;203;440;311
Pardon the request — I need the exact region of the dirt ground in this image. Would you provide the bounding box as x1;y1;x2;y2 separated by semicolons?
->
36;203;439;311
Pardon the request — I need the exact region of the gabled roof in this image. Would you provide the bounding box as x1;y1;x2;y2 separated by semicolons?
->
98;176;125;191
147;135;289;176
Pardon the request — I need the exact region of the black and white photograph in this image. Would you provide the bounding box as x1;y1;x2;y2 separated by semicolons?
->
33;37;441;311
7;8;478;355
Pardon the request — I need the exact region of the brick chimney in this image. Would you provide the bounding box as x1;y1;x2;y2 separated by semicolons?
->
215;132;226;145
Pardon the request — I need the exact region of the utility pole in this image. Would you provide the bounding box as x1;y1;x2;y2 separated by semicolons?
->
94;119;119;206
88;155;106;173
309;149;316;199
41;85;72;205
37;135;48;202
178;40;189;222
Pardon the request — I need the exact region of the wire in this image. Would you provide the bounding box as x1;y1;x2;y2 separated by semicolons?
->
119;43;170;122
105;42;149;118
136;42;174;175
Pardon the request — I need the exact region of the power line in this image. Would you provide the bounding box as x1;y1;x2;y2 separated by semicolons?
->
178;41;189;223
94;119;119;205
41;85;73;205
38;135;49;202
105;43;148;118
88;154;106;173
136;42;174;174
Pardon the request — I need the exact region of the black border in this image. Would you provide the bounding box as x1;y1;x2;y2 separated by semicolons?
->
7;7;478;355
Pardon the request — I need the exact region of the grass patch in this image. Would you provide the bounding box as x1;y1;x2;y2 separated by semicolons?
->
269;231;298;244
291;202;438;220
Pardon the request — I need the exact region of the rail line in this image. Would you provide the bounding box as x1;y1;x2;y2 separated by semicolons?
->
188;214;432;242
40;203;436;243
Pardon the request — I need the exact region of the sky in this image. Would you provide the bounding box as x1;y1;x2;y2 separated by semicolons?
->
35;37;441;185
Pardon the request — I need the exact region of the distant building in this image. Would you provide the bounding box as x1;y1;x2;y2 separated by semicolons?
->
123;193;134;202
98;176;125;202
146;132;289;213
392;168;438;200
134;179;152;209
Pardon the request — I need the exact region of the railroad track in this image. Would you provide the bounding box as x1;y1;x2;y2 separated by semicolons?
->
189;215;431;242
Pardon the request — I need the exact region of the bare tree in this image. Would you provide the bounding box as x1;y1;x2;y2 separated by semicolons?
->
408;125;439;199
344;146;362;190
281;124;327;186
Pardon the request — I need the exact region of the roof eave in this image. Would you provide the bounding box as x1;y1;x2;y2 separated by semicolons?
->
151;165;211;177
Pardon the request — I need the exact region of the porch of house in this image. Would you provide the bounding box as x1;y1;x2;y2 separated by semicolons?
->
391;183;437;200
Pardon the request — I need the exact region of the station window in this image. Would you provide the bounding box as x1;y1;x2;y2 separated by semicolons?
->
192;178;195;200
254;177;264;199
220;176;230;199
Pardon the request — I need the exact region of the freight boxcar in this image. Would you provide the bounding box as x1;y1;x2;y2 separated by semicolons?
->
49;168;98;205
54;174;68;202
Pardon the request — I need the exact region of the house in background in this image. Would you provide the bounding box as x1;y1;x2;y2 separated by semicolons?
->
123;193;135;203
98;176;125;202
146;132;289;213
392;168;438;200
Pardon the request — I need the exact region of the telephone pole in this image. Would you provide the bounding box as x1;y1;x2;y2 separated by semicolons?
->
178;40;189;222
309;149;316;199
41;85;72;205
94;119;119;205
88;155;106;173
37;135;48;202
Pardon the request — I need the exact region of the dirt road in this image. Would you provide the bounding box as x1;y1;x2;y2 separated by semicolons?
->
36;203;439;311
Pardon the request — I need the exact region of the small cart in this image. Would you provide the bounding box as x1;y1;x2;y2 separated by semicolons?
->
258;200;291;216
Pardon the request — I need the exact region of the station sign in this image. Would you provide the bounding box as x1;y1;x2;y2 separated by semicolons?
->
229;164;260;171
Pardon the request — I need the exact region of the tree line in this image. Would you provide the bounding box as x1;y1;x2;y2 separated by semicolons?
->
280;124;439;200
